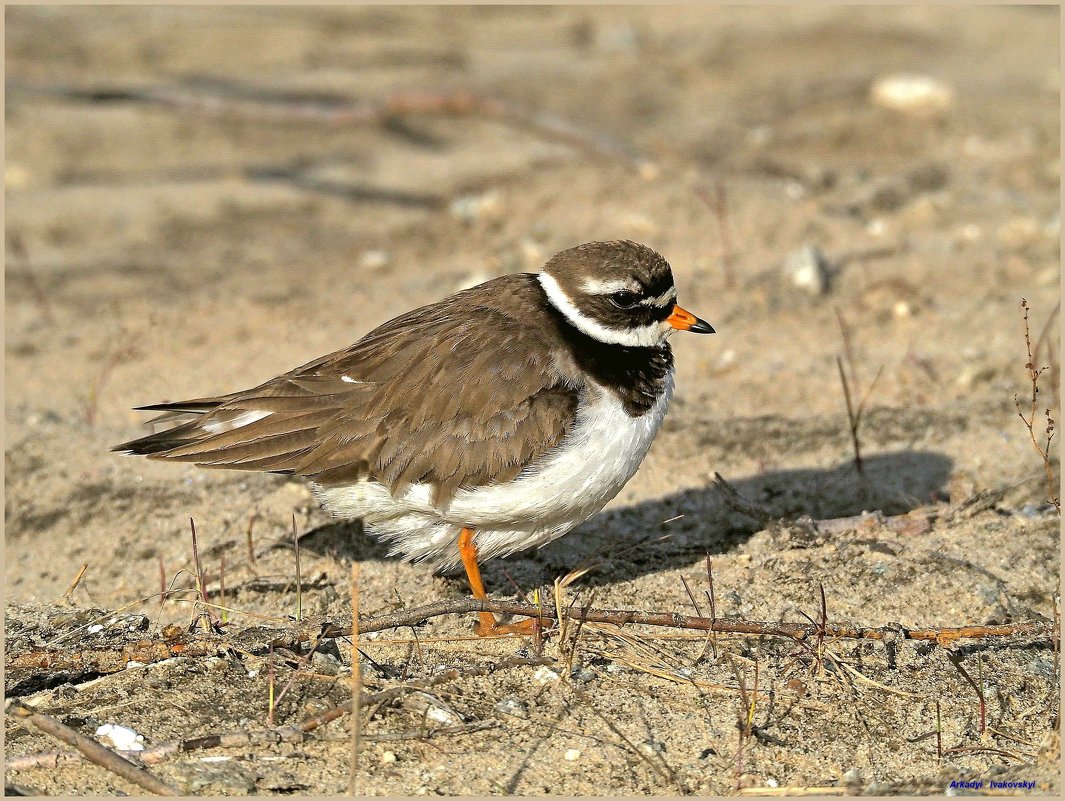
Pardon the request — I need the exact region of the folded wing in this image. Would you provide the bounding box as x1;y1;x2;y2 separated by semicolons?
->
114;292;580;506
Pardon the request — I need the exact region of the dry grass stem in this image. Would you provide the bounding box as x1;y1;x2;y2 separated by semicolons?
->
292;514;303;622
246;512;259;564
696;182;736;289
188;518;220;632
349;563;362;796
61;564;89;601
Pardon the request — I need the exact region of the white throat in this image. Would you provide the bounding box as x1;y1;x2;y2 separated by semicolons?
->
538;272;670;348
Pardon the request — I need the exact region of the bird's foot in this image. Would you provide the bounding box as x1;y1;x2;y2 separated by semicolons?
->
473;612;539;638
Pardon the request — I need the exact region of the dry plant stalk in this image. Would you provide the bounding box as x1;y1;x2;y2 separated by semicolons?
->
61;563;89;600
188;518;221;632
82;329;138;427
245;512;259;564
8;232;56;324
349;562;362;796
292;513;303;622
834;308;884;477
696;182;736;289
1014;298;1060;513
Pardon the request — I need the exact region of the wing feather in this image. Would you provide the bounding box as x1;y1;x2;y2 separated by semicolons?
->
115;276;581;507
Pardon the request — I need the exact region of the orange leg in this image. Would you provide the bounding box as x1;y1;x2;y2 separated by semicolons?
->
458;527;537;637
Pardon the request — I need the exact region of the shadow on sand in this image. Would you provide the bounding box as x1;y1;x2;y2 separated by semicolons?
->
299;449;953;591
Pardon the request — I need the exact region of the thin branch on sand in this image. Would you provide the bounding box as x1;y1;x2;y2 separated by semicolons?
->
12;80;654;175
8;702;180;796
9;602;1051;684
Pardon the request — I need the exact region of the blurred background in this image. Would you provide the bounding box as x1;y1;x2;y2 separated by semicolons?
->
5;6;1061;796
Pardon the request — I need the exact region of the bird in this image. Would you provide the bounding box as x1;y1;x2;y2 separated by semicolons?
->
115;240;714;635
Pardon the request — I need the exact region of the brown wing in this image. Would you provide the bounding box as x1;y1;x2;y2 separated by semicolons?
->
115;278;580;506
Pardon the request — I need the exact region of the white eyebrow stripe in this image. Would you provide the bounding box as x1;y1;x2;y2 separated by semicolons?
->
581;277;638;294
641;288;678;307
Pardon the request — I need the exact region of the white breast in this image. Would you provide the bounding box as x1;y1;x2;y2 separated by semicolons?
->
450;376;673;525
313;371;674;568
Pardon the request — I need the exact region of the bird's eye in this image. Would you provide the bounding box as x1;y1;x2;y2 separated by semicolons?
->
609;290;639;309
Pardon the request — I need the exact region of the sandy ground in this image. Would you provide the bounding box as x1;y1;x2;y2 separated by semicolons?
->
4;5;1061;796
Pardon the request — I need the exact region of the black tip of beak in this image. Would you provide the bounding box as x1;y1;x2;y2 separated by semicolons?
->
689;318;715;334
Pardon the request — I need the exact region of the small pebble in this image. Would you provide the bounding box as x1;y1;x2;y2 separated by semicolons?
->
381;751;397;764
87;624;104;634
426;706;458;725
359;250;391;270
1019;503;1055;519
569;666;596;684
842;767;863;784
311;651;341;676
564;748;581;761
96;723;145;751
494;698;529;719
533;665;561;684
637;739;666;756
1026;656;1056;679
870;74;955;115
783;246;830;296
711;349;736;370
449;190;503;223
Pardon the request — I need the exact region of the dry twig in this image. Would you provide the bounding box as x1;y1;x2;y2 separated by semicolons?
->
11;80;654;174
8;701;179;796
9;602;1051;683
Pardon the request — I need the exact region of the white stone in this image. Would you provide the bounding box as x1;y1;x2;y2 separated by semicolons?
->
783;246;829;296
871;74;955;115
95;723;145;752
533;666;561;685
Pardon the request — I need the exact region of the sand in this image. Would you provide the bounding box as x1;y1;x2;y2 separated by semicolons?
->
5;6;1060;796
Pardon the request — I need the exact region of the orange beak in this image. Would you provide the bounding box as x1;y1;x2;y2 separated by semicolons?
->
666;304;715;334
